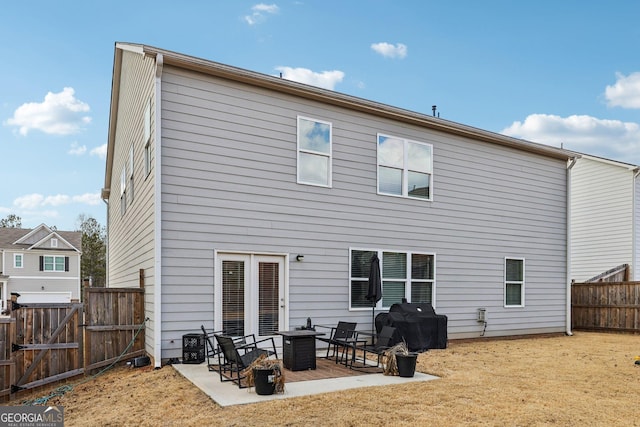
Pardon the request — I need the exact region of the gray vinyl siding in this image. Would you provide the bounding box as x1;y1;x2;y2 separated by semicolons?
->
157;66;568;358
571;158;634;281
106;50;157;357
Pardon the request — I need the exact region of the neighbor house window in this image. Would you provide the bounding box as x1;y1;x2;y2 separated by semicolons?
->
51;238;58;248
40;255;68;272
378;134;432;200
14;253;23;268
505;258;525;307
350;249;435;309
297;116;332;187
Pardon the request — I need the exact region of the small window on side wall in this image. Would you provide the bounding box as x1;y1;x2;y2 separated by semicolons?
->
505;258;525;307
297;116;332;187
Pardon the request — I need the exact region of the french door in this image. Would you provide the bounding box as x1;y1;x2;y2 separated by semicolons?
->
215;253;286;338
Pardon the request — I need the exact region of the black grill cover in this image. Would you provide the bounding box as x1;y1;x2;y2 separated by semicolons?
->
375;303;447;351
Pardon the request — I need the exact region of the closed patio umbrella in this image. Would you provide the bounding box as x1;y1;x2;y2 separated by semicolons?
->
366;254;382;337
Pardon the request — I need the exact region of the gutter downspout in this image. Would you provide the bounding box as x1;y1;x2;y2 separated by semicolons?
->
153;53;164;367
633;168;640;281
566;157;578;336
102;199;109;289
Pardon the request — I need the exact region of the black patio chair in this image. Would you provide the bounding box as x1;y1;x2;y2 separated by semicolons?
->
213;333;278;388
350;326;397;370
315;321;358;364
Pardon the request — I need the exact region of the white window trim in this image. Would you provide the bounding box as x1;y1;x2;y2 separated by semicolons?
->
14;253;23;268
377;133;433;201
296;115;332;188
349;247;436;311
504;257;525;308
51;238;58;248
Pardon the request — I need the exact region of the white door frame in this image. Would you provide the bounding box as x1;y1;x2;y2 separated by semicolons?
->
214;251;289;338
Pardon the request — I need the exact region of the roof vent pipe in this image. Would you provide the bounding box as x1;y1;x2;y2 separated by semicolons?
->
432;105;437;116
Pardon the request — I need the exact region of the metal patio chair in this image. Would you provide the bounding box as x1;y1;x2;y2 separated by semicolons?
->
213;333;278;388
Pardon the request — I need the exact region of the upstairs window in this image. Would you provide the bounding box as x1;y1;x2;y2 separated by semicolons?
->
120;167;127;216
14;253;23;268
505;258;525;307
144;98;152;177
40;255;69;272
297;116;332;187
129;145;135;204
51;238;58;248
378;134;432;200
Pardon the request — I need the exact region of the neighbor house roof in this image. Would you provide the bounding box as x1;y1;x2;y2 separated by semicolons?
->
103;42;577;196
0;225;81;252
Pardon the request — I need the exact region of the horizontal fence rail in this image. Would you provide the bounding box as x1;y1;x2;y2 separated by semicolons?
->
572;281;640;332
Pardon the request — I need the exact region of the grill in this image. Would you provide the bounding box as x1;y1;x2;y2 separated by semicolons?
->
375;303;448;351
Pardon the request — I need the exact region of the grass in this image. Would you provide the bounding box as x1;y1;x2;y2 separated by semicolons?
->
10;331;640;426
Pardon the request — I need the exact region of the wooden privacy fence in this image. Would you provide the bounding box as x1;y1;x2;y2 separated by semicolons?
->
572;281;640;332
0;288;145;400
84;287;146;371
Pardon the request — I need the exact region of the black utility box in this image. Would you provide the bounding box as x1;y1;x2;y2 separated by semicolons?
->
182;333;205;364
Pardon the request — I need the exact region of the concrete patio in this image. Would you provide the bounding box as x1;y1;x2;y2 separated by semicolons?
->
172;353;438;407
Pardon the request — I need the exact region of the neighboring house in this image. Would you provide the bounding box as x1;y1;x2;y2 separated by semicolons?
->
570;154;640;282
0;224;82;312
102;43;576;366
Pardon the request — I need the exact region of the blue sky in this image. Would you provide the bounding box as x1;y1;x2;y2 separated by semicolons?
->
1;1;639;231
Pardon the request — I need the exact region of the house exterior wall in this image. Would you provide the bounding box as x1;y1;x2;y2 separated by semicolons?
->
3;250;81;300
635;173;640;280
105;50;157;356
155;65;568;359
571;158;634;281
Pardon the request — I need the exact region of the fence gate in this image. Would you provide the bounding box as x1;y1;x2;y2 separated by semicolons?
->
4;302;84;397
1;288;145;400
83;287;146;372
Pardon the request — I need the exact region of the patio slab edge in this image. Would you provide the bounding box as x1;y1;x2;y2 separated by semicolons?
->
172;362;439;407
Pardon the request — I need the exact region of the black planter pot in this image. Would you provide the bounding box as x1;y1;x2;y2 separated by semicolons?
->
395;353;417;378
253;368;276;395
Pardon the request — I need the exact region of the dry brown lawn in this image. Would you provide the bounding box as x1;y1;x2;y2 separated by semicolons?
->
9;331;640;426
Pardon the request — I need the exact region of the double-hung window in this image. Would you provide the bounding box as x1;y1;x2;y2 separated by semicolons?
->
144;98;152;177
297;116;332;187
120;167;127;216
378;134;432;200
505;258;525;307
350;249;435;309
42;255;67;272
14;253;23;268
129;145;135;205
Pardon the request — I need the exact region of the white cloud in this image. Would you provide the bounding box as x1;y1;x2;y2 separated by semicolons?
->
13;192;101;209
502;113;640;163
605;72;640;109
5;87;91;136
244;3;279;25
90;144;108;159
68;142;87;156
43;195;71;207
72;193;102;206
371;42;408;59
275;66;344;90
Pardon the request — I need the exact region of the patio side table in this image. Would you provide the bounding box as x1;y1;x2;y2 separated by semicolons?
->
276;330;325;371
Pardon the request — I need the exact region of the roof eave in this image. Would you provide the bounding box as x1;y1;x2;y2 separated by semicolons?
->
135;44;572;161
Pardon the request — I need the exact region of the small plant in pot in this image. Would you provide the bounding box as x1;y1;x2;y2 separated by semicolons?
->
382;340;418;378
242;354;285;395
